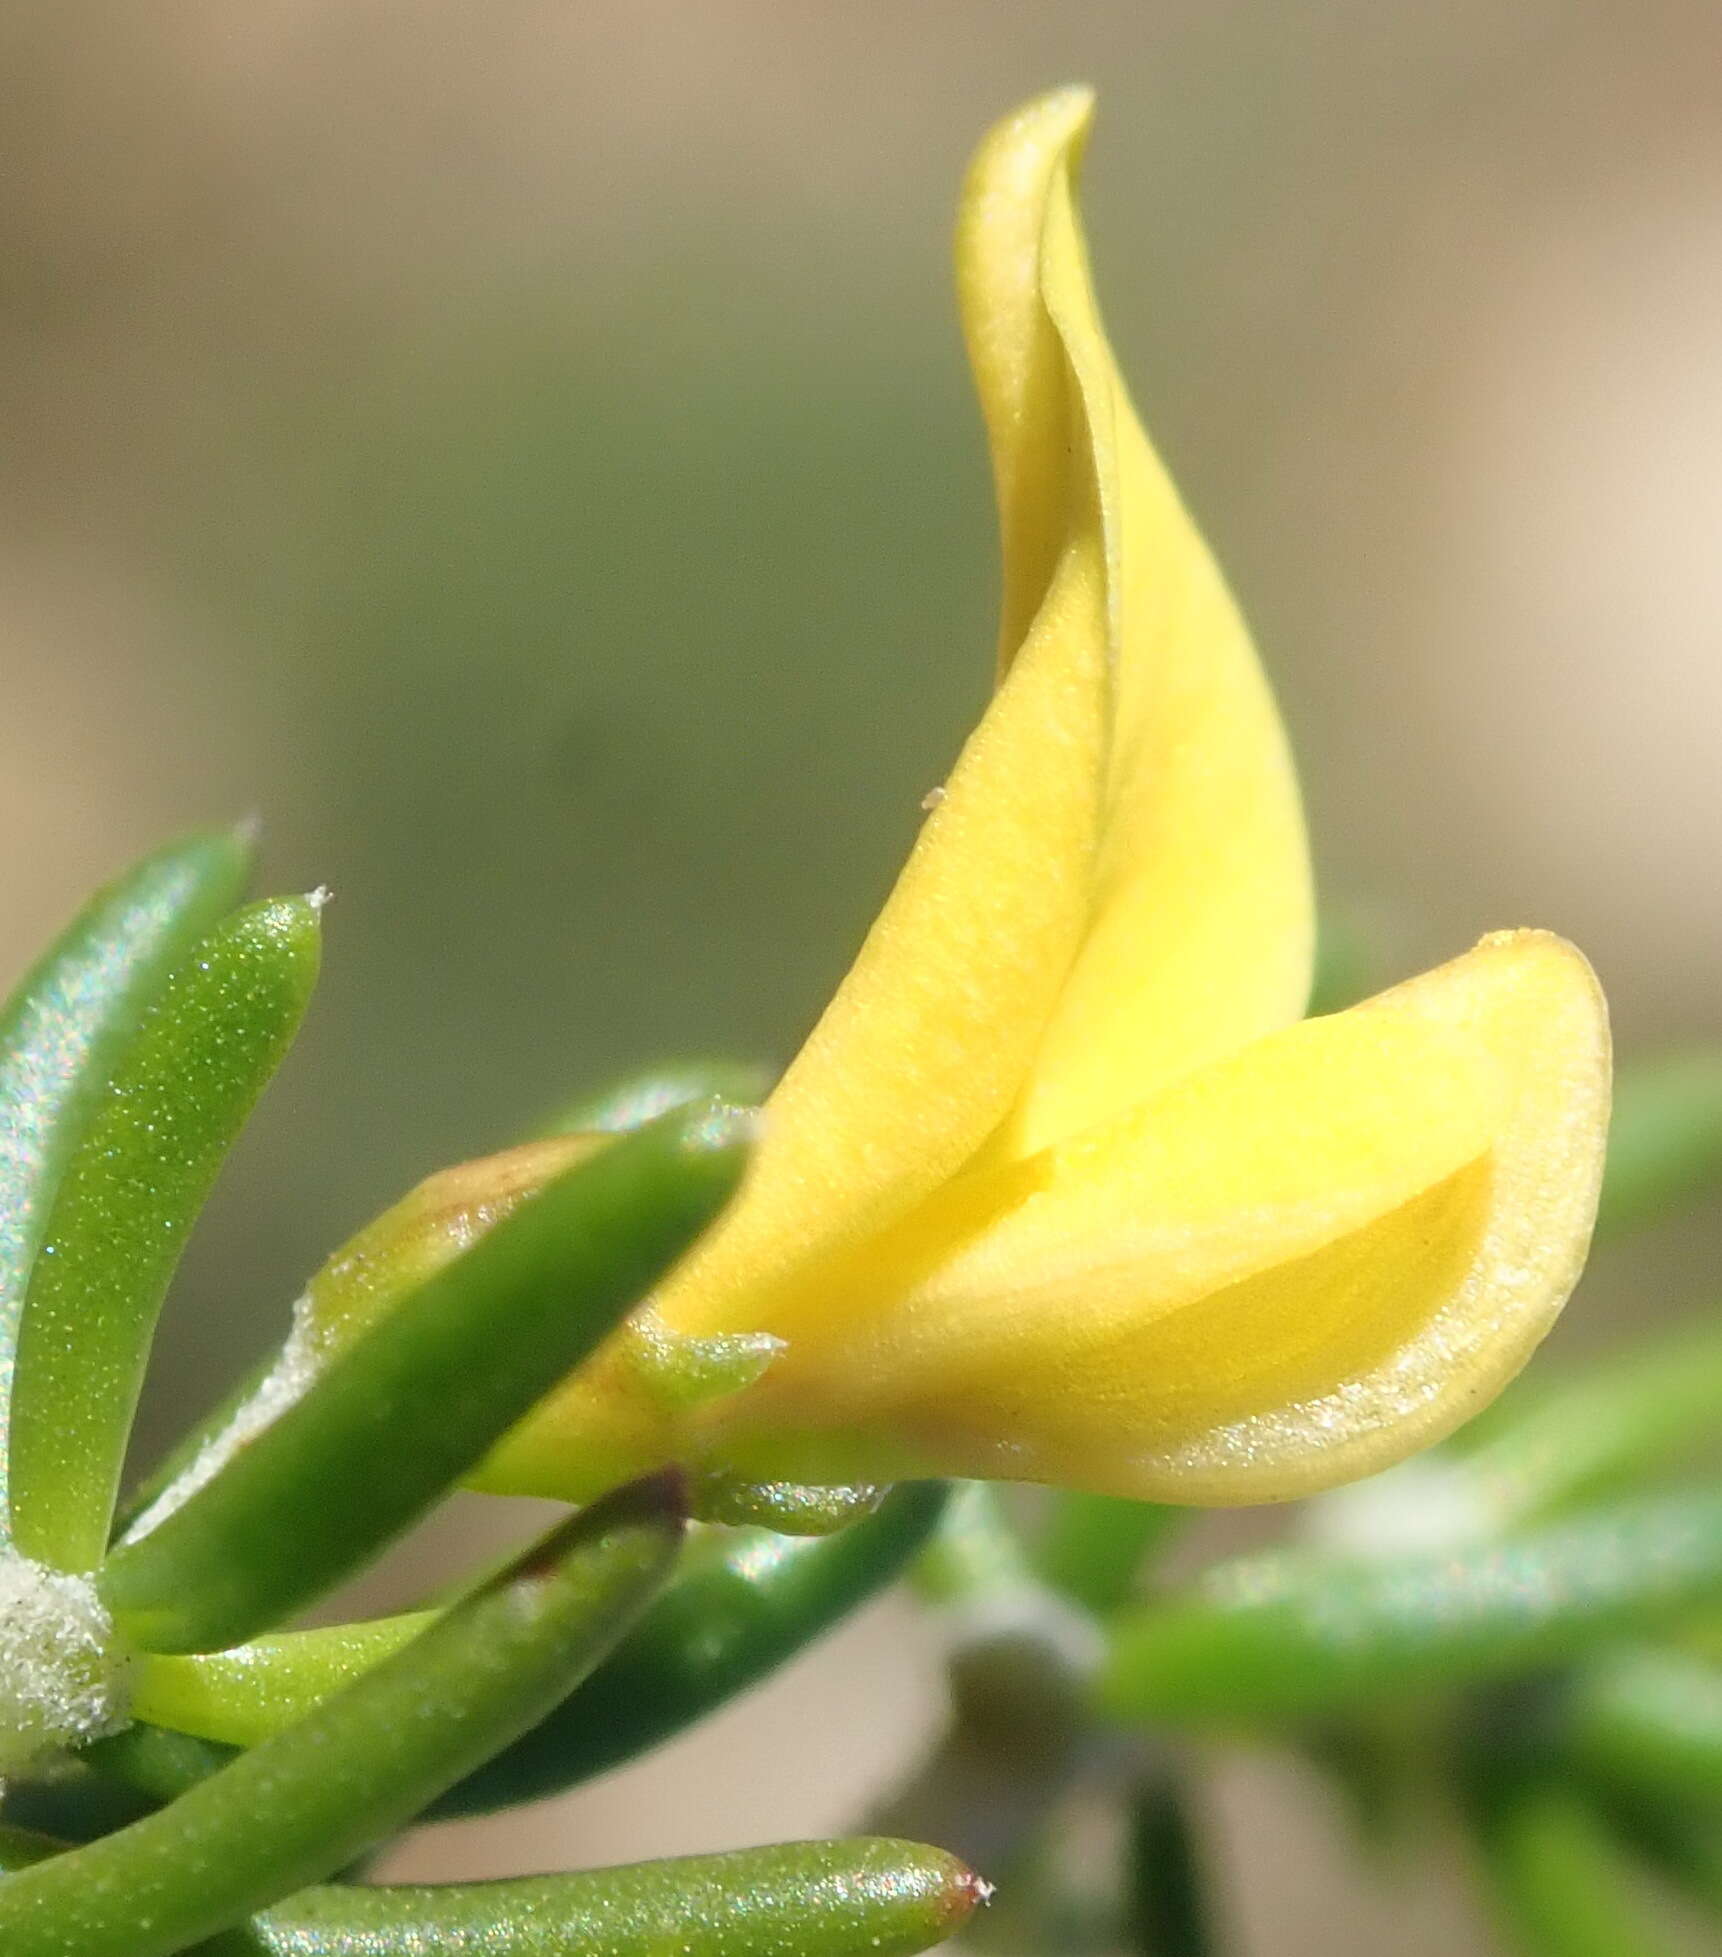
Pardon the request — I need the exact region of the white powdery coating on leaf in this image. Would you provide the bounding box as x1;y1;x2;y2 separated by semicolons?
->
122;1296;321;1543
0;1550;129;1778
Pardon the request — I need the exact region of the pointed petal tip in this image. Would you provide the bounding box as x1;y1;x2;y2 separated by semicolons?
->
990;83;1095;144
963;87;1095;220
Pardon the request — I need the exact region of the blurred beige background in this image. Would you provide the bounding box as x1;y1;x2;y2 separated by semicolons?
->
5;3;1721;1950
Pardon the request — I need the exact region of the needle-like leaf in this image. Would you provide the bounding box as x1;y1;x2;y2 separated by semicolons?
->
1103;1487;1722;1728
100;1102;749;1651
124;1483;947;1814
0;1477;685;1957
10;893;318;1571
0;828;252;1543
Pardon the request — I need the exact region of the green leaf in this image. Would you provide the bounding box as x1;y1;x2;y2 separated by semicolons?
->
112;1347;281;1541
540;1056;774;1137
130;1615;427;1746
0;828;252;1543
1472;1784;1675;1957
9;894;319;1571
99;1102;750;1652
1034;1491;1184;1616
1102;1487;1722;1729
0;1476;685;1957
432;1478;948;1816
1566;1646;1722;1809
117;1061;773;1535
250;1839;984;1957
1596;1051;1722;1242
0;1830;983;1957
125;1484;944;1804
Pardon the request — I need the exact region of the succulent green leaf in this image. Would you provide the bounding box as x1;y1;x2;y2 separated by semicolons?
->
1596;1051;1722;1243
99;1102;749;1652
9;893;318;1571
431;1479;947;1817
113;1347;281;1540
1102;1487;1722;1729
0;1830;982;1957
0;1477;685;1957
285;1838;983;1956
131;1615;428;1746
248;1839;984;1957
128;1485;943;1785
0;828;252;1544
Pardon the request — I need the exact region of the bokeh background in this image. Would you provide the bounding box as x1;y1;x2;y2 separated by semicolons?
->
5;4;1721;1950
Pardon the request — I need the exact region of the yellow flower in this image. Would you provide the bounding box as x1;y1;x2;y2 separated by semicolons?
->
333;87;1611;1507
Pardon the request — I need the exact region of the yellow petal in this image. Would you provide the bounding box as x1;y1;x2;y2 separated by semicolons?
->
956;85;1096;671
638;534;1108;1342
705;932;1609;1504
648;87;1311;1344
641;109;1128;1343
965;89;1315;1154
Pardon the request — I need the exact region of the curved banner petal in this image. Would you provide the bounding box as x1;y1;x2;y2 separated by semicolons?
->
983;91;1316;1153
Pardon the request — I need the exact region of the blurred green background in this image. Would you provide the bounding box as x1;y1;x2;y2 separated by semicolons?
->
5;4;1721;1946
